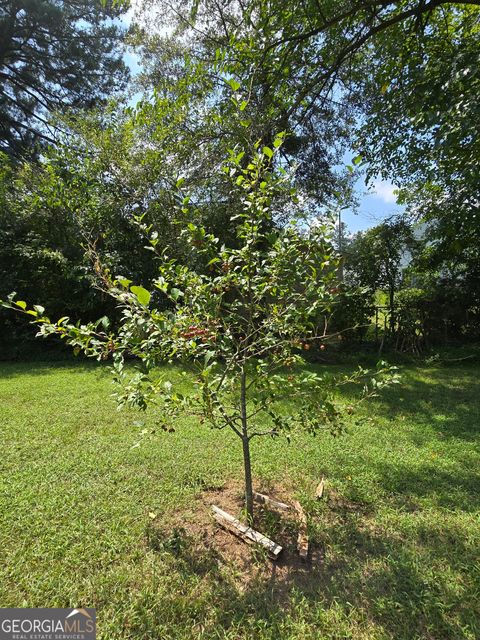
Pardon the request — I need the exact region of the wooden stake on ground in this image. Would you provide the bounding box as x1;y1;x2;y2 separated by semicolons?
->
315;477;325;500
292;500;309;561
211;505;283;559
253;491;292;512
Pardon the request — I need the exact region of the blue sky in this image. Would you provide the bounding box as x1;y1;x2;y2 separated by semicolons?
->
343;176;404;233
124;50;141;75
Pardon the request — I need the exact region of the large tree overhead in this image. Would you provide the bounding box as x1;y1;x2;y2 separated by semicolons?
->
132;0;480;207
352;3;480;297
0;0;129;157
131;1;360;211
354;3;479;190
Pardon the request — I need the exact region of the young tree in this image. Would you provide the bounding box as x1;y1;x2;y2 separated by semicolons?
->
1;134;397;520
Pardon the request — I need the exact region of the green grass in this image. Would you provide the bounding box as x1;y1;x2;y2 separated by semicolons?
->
0;360;479;639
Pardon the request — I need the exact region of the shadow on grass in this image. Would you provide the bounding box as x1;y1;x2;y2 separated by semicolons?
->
374;460;480;512
337;367;480;512
366;367;479;442
134;503;478;640
3;359;476;638
130;362;480;638
0;360;106;379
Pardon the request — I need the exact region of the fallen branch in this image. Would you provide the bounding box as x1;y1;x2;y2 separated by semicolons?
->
253;491;292;512
292;500;309;561
441;354;475;364
211;505;283;559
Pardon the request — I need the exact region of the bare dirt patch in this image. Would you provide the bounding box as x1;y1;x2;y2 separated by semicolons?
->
145;479;327;595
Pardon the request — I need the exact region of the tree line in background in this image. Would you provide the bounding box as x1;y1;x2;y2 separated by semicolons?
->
0;0;479;358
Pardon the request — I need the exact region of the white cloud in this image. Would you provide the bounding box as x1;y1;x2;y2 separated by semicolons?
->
371;180;398;204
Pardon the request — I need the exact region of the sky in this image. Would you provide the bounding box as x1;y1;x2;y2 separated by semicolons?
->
343;176;404;233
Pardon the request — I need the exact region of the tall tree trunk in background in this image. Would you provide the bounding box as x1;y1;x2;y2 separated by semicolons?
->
389;280;396;336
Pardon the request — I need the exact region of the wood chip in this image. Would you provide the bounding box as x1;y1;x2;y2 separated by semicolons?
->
315;478;325;500
211;505;282;559
253;491;292;512
292;500;309;561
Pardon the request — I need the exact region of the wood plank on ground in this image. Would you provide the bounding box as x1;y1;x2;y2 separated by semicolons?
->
292;500;309;561
253;491;292;512
315;478;325;500
211;505;283;559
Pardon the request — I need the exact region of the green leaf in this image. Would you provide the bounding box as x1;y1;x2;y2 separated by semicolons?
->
170;288;182;301
353;154;362;166
262;146;274;159
15;301;27;310
33;305;45;315
204;350;215;366
228;79;240;92
130;286;151;306
99;316;110;329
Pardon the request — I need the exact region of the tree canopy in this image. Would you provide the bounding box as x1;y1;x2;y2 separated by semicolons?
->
1;0;479;354
0;0;129;157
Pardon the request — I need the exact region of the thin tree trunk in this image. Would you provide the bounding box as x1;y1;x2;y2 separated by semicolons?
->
240;367;254;521
389;283;395;336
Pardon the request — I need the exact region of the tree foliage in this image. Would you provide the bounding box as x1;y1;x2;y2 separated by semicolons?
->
353;3;479;294
132;0;480;257
131;0;360;209
0;0;129;157
2;0;479;358
344;218;416;331
1;132;398;517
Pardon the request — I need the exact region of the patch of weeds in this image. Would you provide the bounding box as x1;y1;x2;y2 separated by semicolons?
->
256;507;282;540
251;543;270;567
145;525;187;555
146;523;220;577
180;473;224;491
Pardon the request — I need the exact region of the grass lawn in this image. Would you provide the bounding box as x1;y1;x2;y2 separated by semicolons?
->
0;359;479;639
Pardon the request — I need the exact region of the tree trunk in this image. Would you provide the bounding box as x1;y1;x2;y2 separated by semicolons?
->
240;367;254;521
241;436;254;521
389;283;395;336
